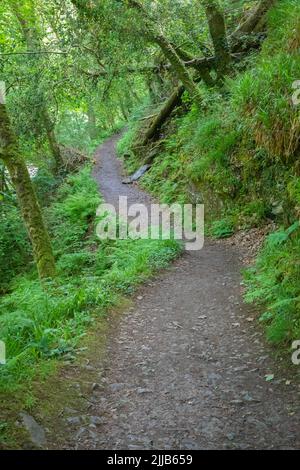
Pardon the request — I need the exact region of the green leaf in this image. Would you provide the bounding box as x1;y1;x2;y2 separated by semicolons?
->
265;374;274;382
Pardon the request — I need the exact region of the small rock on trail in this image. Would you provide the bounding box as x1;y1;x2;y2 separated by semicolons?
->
20;412;46;448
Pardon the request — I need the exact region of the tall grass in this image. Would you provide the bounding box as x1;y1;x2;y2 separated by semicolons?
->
0;167;181;392
244;222;300;344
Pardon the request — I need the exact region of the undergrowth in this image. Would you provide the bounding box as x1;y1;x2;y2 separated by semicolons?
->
117;0;300;348
0;166;181;397
244;221;300;345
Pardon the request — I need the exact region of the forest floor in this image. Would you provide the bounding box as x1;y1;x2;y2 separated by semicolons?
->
44;134;300;450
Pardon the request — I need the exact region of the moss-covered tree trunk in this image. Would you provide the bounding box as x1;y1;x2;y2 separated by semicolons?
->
87;103;98;139
140;85;185;146
233;0;276;38
154;35;202;104
46;127;64;173
0;104;56;279
123;0;202;103
231;0;276;51
201;0;231;79
42;106;64;173
11;1;64;173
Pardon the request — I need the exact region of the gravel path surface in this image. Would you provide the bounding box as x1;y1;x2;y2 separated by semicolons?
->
66;134;300;450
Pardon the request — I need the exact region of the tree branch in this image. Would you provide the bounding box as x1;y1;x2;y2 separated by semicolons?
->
0;51;68;56
231;0;277;51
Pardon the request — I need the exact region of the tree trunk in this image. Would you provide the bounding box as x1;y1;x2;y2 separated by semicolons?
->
42;106;64;172
46;127;64;173
171;43;215;87
201;0;231;79
154;35;202;104
87;104;98;140
11;1;64;173
119;99;130;121
123;0;202;103
231;0;276;51
0;104;56;279
139;85;185;147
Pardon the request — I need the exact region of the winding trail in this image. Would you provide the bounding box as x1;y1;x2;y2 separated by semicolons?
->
68;135;299;450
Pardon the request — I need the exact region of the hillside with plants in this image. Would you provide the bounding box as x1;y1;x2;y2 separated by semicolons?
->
118;0;300;347
0;0;299;451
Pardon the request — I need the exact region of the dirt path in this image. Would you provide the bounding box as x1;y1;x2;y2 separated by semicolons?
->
66;134;299;450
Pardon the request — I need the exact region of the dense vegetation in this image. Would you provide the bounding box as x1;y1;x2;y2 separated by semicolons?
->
0;0;300;447
0;165;180;389
118;0;300;347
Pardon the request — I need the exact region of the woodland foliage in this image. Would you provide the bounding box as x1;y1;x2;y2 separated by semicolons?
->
0;0;300;440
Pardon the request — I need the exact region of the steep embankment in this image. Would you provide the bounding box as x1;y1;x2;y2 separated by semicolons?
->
118;0;300;350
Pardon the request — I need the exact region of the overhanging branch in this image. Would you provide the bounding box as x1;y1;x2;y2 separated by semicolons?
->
0;51;68;56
